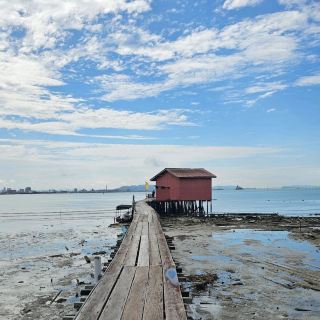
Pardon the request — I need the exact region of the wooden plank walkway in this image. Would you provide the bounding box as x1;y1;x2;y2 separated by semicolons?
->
75;201;186;320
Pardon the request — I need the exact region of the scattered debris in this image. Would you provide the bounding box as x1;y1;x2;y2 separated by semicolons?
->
70;252;81;257
21;308;32;314
50;254;64;258
92;250;106;255
50;290;62;305
295;307;312;312
186;272;218;290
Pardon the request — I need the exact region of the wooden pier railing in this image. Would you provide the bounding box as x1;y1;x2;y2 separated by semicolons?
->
74;201;186;320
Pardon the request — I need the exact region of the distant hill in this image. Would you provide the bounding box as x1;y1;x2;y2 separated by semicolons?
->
114;184;155;192
213;185;238;190
281;185;320;189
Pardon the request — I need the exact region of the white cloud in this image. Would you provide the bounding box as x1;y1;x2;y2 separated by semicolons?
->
0;0;317;115
0;52;78;120
0;107;193;136
277;0;307;8
245;82;287;94
0;1;153;125
58;108;193;131
223;0;263;10
0;139;281;188
98;9;312;101
0;0;151;50
295;74;320;86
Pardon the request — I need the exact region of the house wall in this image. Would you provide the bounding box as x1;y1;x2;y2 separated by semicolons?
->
155;173;180;201
155;173;212;201
178;178;212;200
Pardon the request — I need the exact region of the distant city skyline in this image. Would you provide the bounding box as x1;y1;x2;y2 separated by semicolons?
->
0;0;319;189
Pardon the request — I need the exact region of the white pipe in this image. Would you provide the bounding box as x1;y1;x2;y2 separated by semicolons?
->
94;256;101;284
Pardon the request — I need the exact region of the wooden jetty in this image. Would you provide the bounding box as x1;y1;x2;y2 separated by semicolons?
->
74;201;186;320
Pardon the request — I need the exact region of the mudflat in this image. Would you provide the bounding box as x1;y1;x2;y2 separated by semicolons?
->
161;215;320;320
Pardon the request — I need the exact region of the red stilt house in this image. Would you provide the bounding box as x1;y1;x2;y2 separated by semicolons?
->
150;168;216;201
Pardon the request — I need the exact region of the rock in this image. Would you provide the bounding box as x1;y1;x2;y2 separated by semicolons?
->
50;254;63;258
295;308;311;312
70;252;80;257
22;308;31;314
92;250;106;255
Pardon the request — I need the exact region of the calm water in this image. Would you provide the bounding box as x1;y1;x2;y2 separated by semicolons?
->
0;188;319;229
212;188;320;216
0;192;145;234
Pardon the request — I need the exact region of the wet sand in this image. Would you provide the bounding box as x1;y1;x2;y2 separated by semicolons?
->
161;215;320;320
0;222;123;319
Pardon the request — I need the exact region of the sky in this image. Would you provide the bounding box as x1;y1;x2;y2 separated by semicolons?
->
0;0;319;189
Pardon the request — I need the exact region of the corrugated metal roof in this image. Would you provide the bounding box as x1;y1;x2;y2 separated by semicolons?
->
150;168;217;181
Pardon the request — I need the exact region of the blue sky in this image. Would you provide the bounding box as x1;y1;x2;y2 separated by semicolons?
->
0;0;319;189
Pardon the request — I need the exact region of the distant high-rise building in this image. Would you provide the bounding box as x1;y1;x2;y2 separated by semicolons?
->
25;187;32;193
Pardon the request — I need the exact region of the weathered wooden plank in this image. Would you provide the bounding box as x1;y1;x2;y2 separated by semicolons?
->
132;221;142;240
163;267;186;320
143;265;163;320
149;225;161;266
146;202;186;319
124;238;140;266
99;266;136;320
121;266;149;320
141;221;149;236
137;234;149;266
109;214;140;267
148;210;154;223
75;264;122;320
155;222;175;267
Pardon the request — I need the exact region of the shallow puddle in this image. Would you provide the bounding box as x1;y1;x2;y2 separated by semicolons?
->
211;229;320;270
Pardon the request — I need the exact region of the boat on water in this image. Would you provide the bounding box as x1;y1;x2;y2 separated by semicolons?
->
235;185;243;190
115;204;133;223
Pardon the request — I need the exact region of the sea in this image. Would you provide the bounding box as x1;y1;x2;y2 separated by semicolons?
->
0;188;319;237
0;188;320;229
212;187;320;216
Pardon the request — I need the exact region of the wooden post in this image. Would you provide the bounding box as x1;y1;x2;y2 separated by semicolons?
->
94;256;102;284
132;195;135;215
